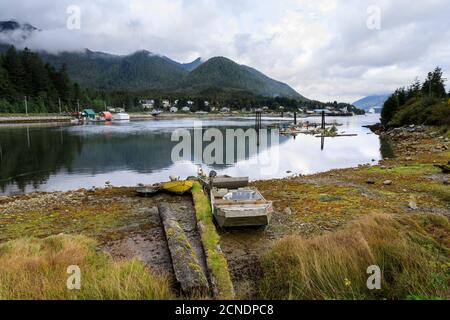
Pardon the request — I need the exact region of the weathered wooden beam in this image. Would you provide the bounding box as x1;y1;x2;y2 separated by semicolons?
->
157;203;209;297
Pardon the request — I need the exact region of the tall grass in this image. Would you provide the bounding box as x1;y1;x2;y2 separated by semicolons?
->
0;235;173;300
259;214;449;300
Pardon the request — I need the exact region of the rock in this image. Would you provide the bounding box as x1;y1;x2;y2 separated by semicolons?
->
383;180;393;186
283;207;292;215
408;197;418;210
405;157;413;161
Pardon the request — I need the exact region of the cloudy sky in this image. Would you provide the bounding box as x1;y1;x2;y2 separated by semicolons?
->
1;0;449;102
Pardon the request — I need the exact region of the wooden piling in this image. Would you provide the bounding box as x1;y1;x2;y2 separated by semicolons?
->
321;111;325;129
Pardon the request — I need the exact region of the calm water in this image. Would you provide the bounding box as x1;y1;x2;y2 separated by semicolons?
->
0;115;387;195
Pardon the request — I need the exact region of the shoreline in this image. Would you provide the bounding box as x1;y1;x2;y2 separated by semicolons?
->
0;125;448;299
0;112;370;124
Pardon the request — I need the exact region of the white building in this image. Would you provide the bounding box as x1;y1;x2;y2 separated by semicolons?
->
221;107;230;113
170;106;178;113
162;100;171;109
140;99;154;110
181;106;190;112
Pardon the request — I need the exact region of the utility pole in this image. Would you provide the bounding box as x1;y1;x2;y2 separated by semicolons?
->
58;98;62;114
24;96;28;115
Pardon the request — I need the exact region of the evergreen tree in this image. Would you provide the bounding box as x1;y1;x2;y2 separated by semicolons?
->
3;46;24;95
421;67;446;99
381;88;405;126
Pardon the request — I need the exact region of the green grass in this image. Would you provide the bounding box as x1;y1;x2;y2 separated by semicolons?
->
0;234;173;300
366;164;439;175
413;183;450;203
258;214;450;300
191;182;234;299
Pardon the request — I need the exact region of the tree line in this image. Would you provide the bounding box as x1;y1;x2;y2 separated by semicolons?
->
381;67;450;127
0;46;79;113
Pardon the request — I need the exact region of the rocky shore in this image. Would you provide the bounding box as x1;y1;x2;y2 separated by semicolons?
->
0;125;449;299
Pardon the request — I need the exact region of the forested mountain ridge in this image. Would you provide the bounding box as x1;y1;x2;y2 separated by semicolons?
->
40;49;188;91
179;57;305;100
39;50;305;99
0;46;310;113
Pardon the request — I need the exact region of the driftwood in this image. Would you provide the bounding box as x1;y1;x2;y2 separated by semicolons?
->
157;203;209;297
434;164;450;174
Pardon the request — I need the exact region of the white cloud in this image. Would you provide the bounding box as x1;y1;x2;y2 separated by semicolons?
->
0;0;449;102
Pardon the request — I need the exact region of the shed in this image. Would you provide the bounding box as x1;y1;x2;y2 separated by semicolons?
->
99;111;112;121
83;109;96;119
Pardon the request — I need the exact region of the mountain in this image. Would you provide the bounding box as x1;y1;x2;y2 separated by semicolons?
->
353;94;390;112
0;20;39;44
180;57;305;100
40;51;304;99
0;20;305;99
40;49;188;91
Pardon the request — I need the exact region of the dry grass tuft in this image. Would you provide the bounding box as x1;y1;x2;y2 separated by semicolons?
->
259;214;450;300
0;234;173;300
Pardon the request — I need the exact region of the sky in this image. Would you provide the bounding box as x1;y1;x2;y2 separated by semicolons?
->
0;0;449;102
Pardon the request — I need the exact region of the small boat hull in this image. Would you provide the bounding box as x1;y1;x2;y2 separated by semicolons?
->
113;113;130;121
214;203;273;227
211;187;273;228
160;180;194;195
202;176;249;189
136;180;194;196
